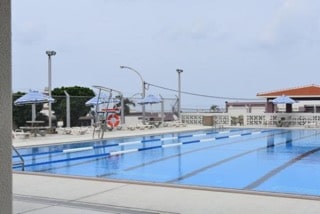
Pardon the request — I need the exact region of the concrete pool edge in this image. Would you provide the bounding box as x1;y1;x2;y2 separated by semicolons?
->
14;171;320;202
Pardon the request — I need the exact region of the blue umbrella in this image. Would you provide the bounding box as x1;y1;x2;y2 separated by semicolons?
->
85;94;119;106
272;95;296;104
14;90;55;121
14;90;55;105
138;94;161;105
138;94;161;113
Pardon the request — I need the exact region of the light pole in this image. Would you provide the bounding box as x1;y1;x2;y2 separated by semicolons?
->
176;69;183;121
46;50;56;130
120;66;146;124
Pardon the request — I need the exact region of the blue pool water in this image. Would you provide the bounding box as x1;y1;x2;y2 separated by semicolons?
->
13;128;320;197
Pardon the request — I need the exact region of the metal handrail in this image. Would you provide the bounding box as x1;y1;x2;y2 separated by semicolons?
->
12;145;25;171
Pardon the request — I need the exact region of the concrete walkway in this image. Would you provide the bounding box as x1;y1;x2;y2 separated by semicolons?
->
12;125;320;213
13;173;320;214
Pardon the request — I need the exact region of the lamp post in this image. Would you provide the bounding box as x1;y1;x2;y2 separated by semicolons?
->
176;69;183;121
46;50;56;129
120;66;146;123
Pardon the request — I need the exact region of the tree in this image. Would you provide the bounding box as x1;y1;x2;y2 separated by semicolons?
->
52;86;95;127
114;96;136;115
210;104;219;112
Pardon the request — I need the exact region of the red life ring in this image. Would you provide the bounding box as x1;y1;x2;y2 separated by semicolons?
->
107;113;120;128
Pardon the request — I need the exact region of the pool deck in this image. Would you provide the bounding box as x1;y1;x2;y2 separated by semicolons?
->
13;125;320;214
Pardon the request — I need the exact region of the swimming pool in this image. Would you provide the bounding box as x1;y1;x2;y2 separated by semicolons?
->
13;128;320;197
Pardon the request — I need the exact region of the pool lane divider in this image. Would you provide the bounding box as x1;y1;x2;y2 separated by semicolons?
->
13;129;250;159
93;128;257;151
110;149;137;156
19;153;110;168
108;130;292;175
105;129;272;154
14;129;274;160
63;146;94;153
15;129;276;169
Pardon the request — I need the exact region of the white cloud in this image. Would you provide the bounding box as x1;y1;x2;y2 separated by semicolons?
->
13;21;47;45
259;0;320;48
162;19;227;43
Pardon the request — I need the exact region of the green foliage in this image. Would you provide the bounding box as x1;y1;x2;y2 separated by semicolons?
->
52;86;95;127
210;104;218;112
12;86;119;128
114;96;136;115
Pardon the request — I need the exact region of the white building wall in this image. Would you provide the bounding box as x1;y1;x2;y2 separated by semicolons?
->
228;106;265;114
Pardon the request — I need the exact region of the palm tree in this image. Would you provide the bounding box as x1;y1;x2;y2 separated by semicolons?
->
210;104;219;112
114;96;136;115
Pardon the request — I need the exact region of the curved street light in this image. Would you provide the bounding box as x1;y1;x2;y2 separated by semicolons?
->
46;50;56;130
120;66;146;123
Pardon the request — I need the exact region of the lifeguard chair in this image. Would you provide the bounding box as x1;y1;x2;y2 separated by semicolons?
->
87;85;124;139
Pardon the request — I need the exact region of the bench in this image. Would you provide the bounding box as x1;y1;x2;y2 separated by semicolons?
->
19;126;48;136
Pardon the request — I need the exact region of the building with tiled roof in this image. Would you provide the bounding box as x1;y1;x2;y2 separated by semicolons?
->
257;84;320;113
257;84;320;98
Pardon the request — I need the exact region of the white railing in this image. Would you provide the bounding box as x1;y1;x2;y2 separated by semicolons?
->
181;112;320;128
181;113;204;125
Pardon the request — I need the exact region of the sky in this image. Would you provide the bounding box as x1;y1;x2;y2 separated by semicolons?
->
11;0;320;109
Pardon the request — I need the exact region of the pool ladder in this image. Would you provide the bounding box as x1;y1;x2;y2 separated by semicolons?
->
12;145;25;171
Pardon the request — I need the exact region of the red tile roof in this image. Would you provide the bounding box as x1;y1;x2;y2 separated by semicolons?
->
257;84;320;97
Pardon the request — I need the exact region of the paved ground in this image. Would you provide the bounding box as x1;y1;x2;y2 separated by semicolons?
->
12;125;320;214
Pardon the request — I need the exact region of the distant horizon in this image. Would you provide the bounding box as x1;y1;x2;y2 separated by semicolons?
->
12;0;320;108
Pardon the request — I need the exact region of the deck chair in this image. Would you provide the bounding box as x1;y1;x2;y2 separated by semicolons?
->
12;130;30;139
